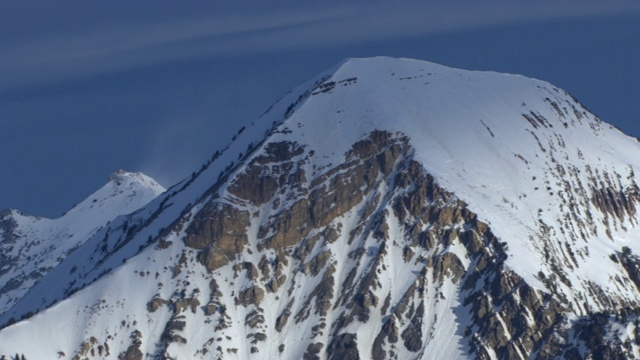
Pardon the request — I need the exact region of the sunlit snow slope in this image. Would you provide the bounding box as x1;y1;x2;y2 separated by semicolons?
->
2;57;640;359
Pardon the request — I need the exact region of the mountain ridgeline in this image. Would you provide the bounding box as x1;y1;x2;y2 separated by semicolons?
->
2;57;640;359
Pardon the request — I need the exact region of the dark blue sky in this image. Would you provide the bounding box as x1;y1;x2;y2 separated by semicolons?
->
2;1;640;217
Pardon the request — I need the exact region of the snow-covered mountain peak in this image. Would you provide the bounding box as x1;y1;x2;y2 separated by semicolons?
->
3;57;640;359
0;171;165;317
277;56;640;308
62;169;165;220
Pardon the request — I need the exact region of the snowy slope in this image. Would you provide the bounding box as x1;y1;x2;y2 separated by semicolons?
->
0;170;165;315
2;57;640;359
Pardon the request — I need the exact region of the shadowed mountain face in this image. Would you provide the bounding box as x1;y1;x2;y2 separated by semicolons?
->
0;171;165;316
3;57;640;359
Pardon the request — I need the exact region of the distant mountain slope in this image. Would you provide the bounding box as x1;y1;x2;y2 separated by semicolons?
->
2;57;640;359
0;170;165;315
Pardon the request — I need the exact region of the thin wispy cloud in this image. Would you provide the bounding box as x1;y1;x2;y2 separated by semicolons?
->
2;1;639;90
0;6;351;88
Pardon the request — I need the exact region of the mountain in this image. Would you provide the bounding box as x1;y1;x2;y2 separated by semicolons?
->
0;170;165;316
2;57;640;359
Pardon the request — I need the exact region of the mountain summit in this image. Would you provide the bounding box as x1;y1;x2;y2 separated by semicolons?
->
0;170;165;316
2;57;640;359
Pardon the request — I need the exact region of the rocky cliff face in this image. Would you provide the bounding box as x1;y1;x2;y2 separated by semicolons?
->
158;129;640;359
2;57;640;359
